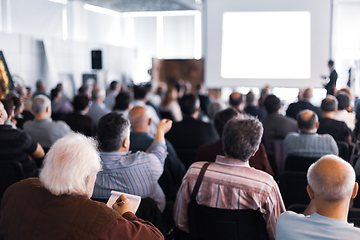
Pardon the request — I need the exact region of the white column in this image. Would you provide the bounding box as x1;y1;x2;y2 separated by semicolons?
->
68;1;87;41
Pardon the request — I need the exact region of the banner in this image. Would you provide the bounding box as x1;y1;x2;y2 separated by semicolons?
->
0;51;14;99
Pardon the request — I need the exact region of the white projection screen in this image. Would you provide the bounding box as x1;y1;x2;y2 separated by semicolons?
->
205;0;332;88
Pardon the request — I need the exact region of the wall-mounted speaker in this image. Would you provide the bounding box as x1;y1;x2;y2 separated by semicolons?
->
91;50;102;70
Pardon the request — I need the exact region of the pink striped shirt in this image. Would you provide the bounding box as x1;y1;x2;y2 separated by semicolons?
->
174;155;285;240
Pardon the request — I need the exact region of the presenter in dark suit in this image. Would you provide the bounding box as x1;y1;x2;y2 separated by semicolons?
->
322;60;338;96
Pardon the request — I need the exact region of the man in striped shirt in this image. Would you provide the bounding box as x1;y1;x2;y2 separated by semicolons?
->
92;112;172;212
174;114;285;240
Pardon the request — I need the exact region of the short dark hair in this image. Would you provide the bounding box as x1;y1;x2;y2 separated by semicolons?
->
179;93;198;117
78;85;90;95
328;60;334;67
321;96;338;112
97;112;130;152
336;93;350;111
50;88;60;101
72;95;90;111
229;92;243;107
133;85;149;100
222;114;263;161
110;81;119;91
297;110;318;131
36;80;44;90
114;92;132;111
263;94;280;114
214;108;239;138
246;91;255;105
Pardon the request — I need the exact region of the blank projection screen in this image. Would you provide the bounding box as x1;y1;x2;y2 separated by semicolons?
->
205;0;331;88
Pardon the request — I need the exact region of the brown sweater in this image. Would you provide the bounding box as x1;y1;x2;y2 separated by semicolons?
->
0;178;164;240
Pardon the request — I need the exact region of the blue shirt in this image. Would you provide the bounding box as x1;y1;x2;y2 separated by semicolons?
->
276;211;360;240
92;141;167;212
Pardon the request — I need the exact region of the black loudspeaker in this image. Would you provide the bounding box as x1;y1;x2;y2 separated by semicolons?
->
91;50;102;69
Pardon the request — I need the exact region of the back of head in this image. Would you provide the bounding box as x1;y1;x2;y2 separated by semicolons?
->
229;92;243;108
246;91;256;105
214;108;239;139
0;101;8;123
36;80;44;90
207;101;227;121
161;87;177;107
32;95;51;114
114;92;132;111
110;81;119;91
92;88;106;101
297;109;318;132
263;94;280;114
72;95;90;111
303;88;313;100
321;95;338;112
336;93;350;111
307;155;355;202
328;59;334;67
133;85;149;100
50;88;60;101
39;133;101;196
179;93;198;117
97;112;130;152
129;106;150;129
222;114;263;161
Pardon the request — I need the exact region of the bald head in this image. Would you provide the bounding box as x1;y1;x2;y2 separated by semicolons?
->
308;155;356;202
297;109;318;132
128;106;151;132
0;101;8;124
303;88;313;100
229;92;243;108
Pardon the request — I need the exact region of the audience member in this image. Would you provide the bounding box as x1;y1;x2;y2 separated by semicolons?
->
244;91;266;120
286;88;322;119
78;84;92;99
2;93;21;128
0;133;164;240
113;91;133;118
33;79;48;98
261;94;297;140
133;85;160;135
0;100;44;177
62;95;94;137
50;87;73;115
206;100;226;122
317;95;352;146
174;114;285;240
276;155;360;239
92;113;172;212
104;80;120;110
159;87;182;122
23;95;72;149
196;83;212;117
284;110;338;158
87;88;110;127
334;92;356;131
166;94;217;168
196;108;274;176
128;106;185;201
229;91;244;112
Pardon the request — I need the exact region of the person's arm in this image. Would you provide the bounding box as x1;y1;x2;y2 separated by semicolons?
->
153;119;172;145
31;143;45;159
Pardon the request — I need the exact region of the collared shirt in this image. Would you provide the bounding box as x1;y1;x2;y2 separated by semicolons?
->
23;118;72;148
92;141;167;212
174;156;285;240
276;211;360;240
284;132;338;158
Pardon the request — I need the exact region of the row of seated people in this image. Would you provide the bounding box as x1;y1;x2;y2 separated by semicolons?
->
1;104;359;239
1;81;360;239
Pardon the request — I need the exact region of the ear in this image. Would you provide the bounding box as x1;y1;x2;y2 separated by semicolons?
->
148;118;152;126
251;147;259;157
307;185;315;200
315;121;319;129
196;106;201;113
351;182;359;199
122;136;130;149
46;106;51;113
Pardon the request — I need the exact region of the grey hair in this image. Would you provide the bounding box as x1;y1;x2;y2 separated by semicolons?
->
222;114;263;161
307;155;355;202
40;133;101;196
32;95;51;114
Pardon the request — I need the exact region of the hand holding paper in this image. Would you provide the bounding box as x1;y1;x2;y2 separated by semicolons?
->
107;191;141;215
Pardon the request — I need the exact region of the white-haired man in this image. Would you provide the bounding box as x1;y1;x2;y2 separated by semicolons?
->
276;155;360;239
23;95;72;148
0;133;164;240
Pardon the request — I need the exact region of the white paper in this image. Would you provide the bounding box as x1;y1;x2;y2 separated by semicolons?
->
106;191;142;212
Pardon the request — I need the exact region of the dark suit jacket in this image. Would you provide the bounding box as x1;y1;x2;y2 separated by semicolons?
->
244;105;267;121
317;117;350;142
325;69;338;95
129;132;186;201
286;101;322;120
62;112;94;137
196;141;274;176
262;113;298;140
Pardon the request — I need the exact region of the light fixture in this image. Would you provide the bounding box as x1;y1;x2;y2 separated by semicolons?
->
84;4;121;16
48;0;67;4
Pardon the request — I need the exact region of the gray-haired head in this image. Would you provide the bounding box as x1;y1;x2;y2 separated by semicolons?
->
307;155;356;202
32;95;51;114
321;95;338;112
222;114;263;161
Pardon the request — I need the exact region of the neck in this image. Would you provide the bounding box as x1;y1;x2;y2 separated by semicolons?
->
300;128;317;134
322;112;334;119
35;112;50;120
132;127;149;133
315;198;350;221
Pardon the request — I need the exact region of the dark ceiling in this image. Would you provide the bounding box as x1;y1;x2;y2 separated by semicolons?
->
72;0;202;12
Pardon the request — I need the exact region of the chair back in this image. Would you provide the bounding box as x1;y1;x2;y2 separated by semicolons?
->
337;141;350;161
188;204;269;240
175;148;199;170
0;161;26;203
284;155;318;173
278;171;310;208
262;139;285;180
